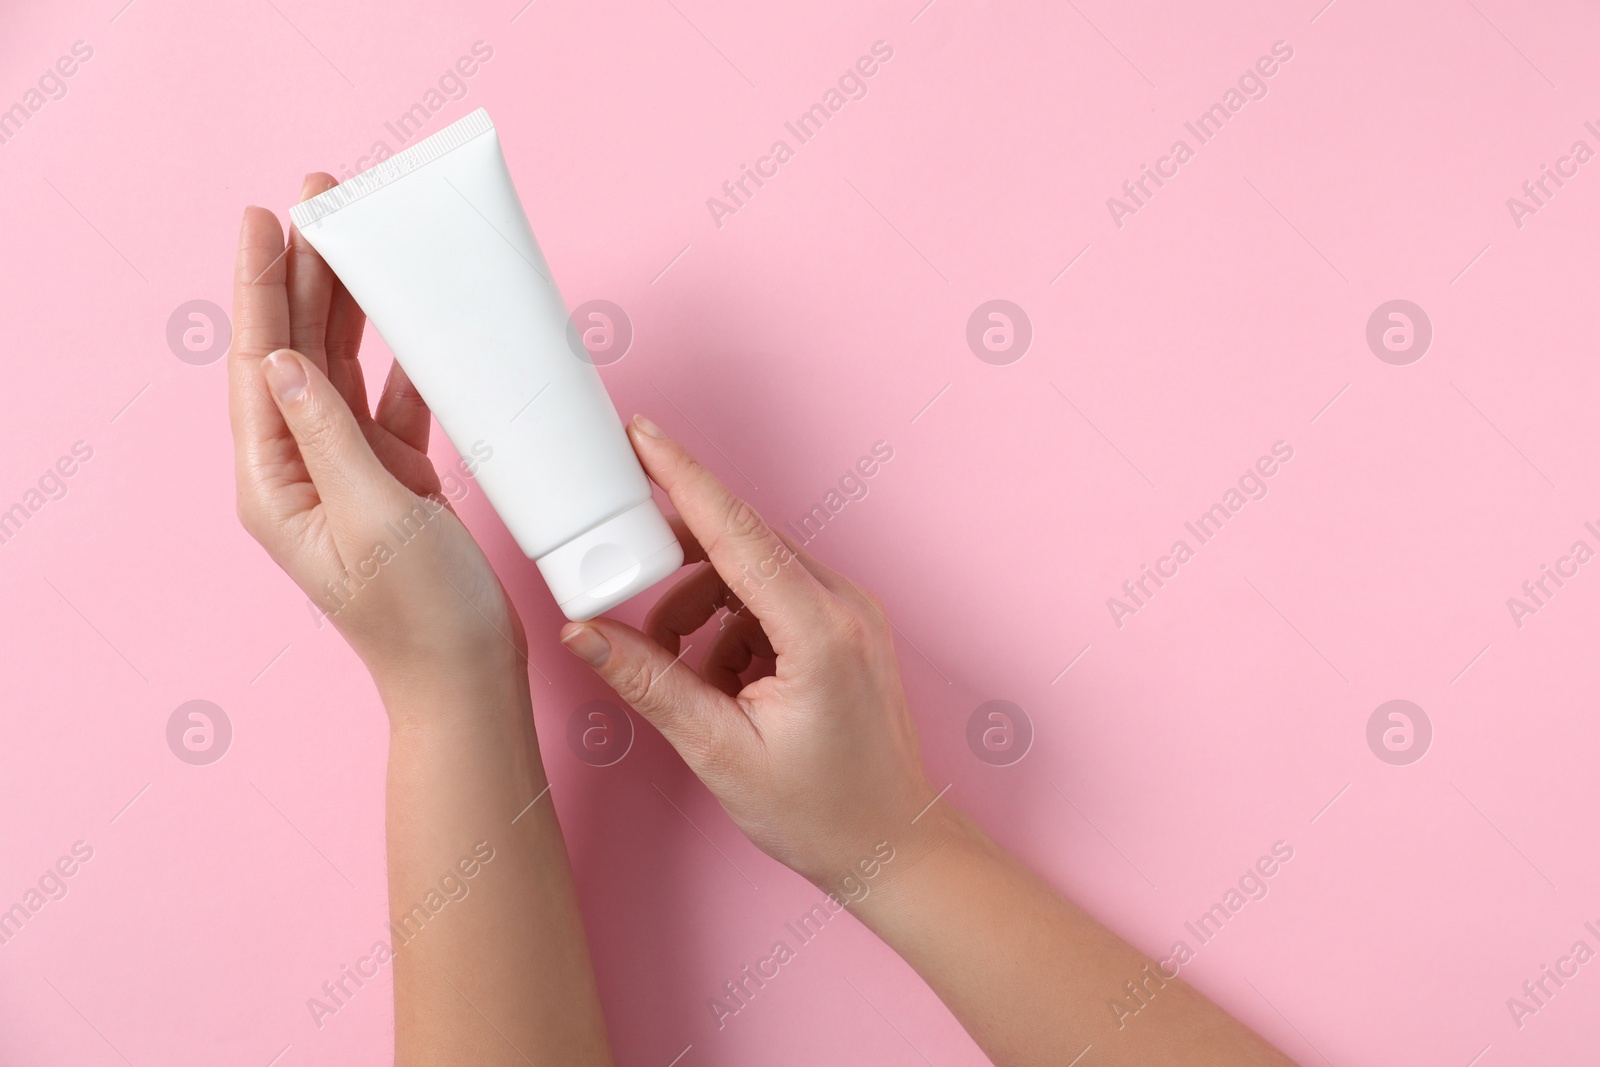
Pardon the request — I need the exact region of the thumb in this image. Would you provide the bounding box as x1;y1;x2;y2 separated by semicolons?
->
561;618;755;780
261;348;396;512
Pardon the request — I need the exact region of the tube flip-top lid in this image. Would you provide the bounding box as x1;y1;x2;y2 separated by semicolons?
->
534;498;684;621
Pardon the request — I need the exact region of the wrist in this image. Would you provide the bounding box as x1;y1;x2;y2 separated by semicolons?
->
372;650;534;733
844;801;991;924
793;798;977;917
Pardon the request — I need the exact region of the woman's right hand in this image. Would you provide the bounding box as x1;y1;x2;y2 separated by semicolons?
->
559;415;944;891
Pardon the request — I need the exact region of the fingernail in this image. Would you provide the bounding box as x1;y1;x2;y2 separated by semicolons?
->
263;350;308;403
561;625;611;666
632;414;665;439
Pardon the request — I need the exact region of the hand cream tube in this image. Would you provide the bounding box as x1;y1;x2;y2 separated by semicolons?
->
289;108;683;621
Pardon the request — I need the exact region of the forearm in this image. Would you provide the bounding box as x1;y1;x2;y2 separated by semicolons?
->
854;805;1295;1067
379;660;613;1067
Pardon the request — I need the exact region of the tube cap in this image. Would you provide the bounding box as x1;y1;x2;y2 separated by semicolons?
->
535;499;685;621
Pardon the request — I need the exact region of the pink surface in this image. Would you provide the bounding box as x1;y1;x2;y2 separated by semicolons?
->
2;0;1598;1063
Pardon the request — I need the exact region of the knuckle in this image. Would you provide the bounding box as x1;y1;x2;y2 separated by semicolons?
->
612;655;662;709
298;401;343;458
722;496;769;545
856;585;892;629
690;730;738;778
821;600;870;652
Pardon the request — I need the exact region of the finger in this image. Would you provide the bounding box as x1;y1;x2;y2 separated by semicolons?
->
770;527;856;599
770;530;888;622
560;617;757;775
229;209;296;482
287;173;336;378
260;348;400;515
375;358;431;453
230;206;290;407
325;275;370;417
627;415;832;650
702;610;775;696
643;562;734;654
293;173;373;421
670;511;834;605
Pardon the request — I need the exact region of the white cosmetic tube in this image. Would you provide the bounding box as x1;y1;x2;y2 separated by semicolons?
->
289;109;683;621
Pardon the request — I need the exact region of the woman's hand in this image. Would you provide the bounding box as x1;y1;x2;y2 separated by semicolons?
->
228;175;524;701
562;419;1299;1067
230;177;618;1065
558;416;942;890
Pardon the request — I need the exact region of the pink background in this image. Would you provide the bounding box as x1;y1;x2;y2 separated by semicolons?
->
3;0;1598;1063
